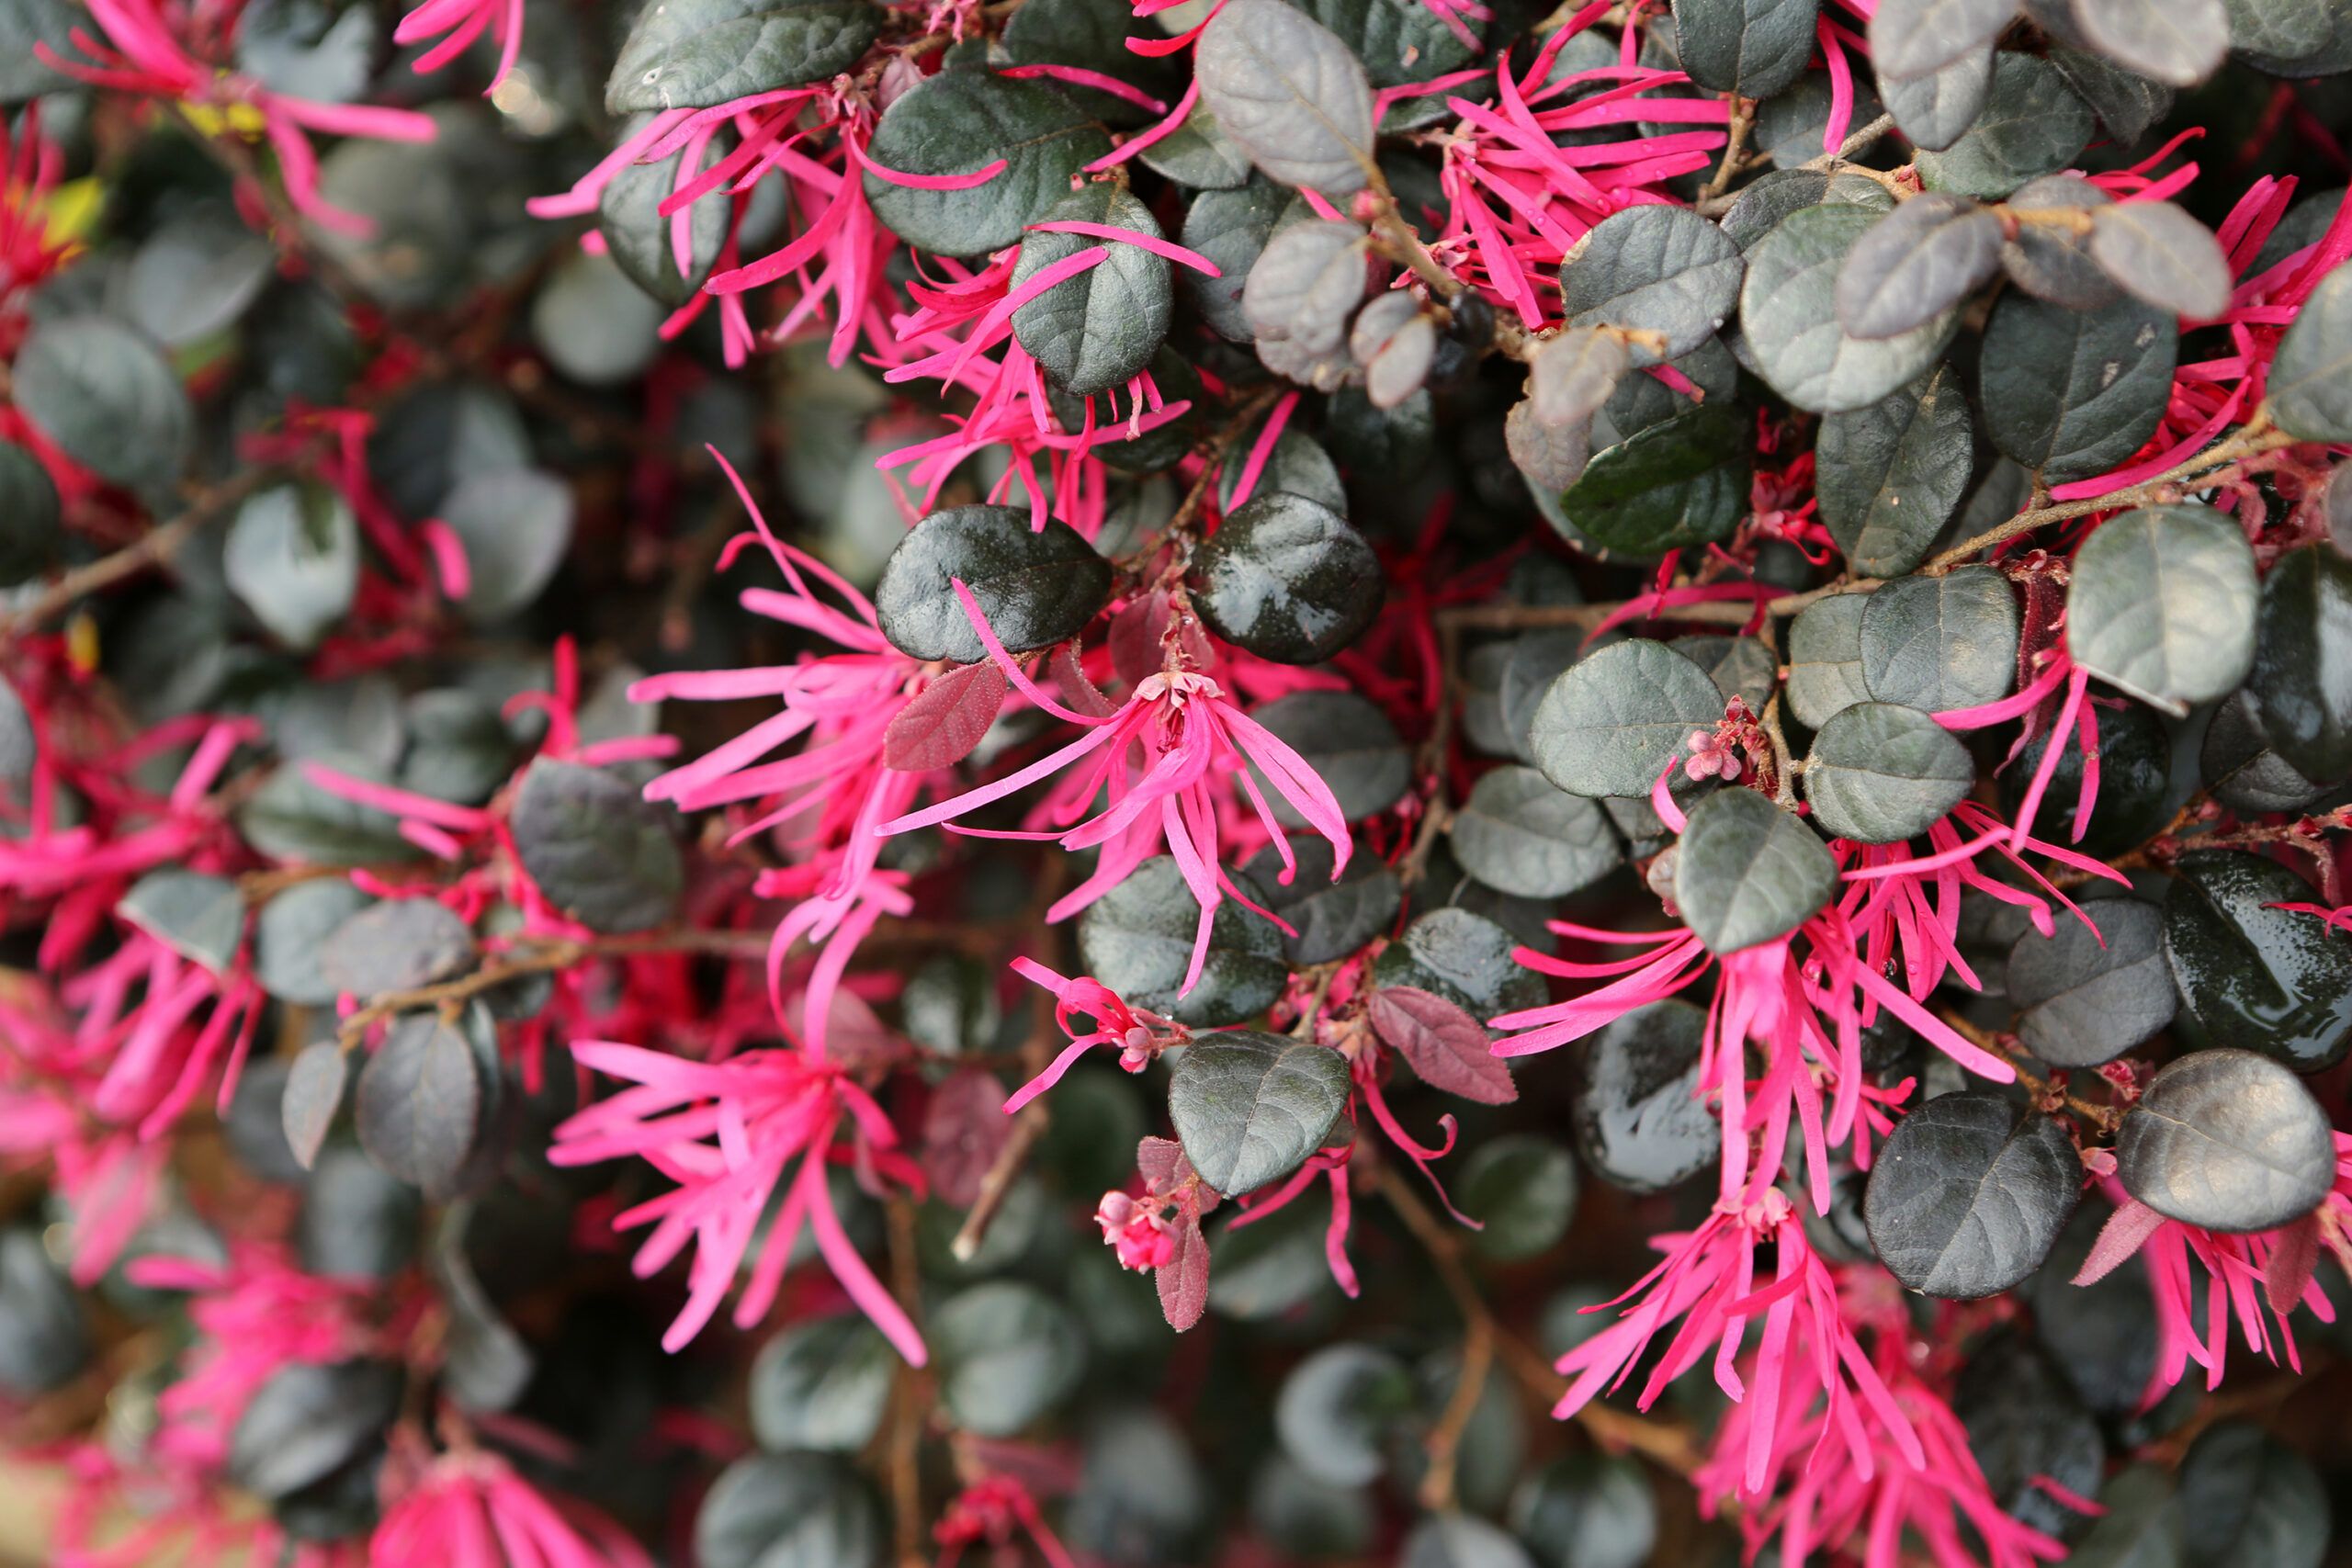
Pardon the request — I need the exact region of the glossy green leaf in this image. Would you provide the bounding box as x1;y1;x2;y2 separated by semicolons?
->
510;759;684;934
2270;261;2352;441
2066;503;2257;713
1560;205;1746;367
864;71;1111;256
874;504;1112;663
1574;999;1720;1195
607;0;876;111
1981;291;2176;483
2164;850;2352;1072
1190;491;1382;662
1672;0;1819;97
2007;898;2177;1066
1195;0;1376;196
1168;1030;1351;1195
1915;52;2095;197
1814;365;1973;575
12;317;192;499
1078;855;1288;1026
1530;638;1725;798
2118;1048;2335;1232
1674;788;1837;954
1449;765;1621;898
1555;401;1751;554
1741;204;1962;413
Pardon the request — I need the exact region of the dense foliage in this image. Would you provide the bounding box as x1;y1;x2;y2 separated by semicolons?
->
3;0;2352;1564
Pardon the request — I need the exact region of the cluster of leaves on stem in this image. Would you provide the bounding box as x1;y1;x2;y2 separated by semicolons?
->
5;1;2352;1566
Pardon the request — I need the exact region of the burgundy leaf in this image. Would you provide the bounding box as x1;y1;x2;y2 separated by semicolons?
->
884;660;1008;772
1368;987;1517;1105
2265;1211;2323;1316
1136;1134;1194;1193
1157;1216;1210;1331
2070;1196;2168;1286
1050;641;1120;718
922;1069;1013;1207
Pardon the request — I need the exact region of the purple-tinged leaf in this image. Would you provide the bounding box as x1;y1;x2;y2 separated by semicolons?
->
1368;986;1517;1105
885;660;1008;773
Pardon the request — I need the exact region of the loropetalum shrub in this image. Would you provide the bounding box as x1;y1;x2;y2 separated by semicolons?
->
7;0;2352;1563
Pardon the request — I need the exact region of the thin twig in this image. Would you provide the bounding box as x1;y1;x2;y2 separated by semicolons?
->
0;468;277;641
334;929;772;1043
885;1196;931;1568
1371;1162;1495;1511
1921;414;2293;574
948;1104;1046;1263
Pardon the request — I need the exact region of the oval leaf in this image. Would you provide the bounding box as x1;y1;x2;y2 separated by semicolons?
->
875;504;1113;664
1865;1089;2080;1297
1673;788;1838;954
1530;638;1726;798
1168;1030;1352;1196
2117;1048;2336;1233
2066;503;2257;714
1367;986;1517;1105
1189;491;1383;663
1195;0;1376;197
1802;701;1975;843
2007;898;2177;1067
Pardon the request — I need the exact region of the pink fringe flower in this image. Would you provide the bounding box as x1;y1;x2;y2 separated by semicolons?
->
879;590;1351;998
548;1038;927;1361
371;1443;653;1568
41;0;435;235
1002;957;1184;1112
394;0;526;94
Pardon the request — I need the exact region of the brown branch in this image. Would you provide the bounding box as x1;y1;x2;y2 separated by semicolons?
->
885;1195;932;1568
1922;414;2295;575
334;928;772;1044
0;468;277;642
948;1103;1046;1264
1939;1009;2116;1132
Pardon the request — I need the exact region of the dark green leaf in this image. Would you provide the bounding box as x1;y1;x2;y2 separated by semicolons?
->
2118;1047;2335;1231
750;1316;898;1453
1217;428;1347;514
999;0;1182;125
1673;788;1837;953
1561;206;1745;367
2000;173;2120;308
2201;690;2324;815
0;441;59;587
223;484;361;652
1980;291;2176;483
2270;261;2352;441
2248;543;2352;783
1529;326;1630;430
12;317;192;499
1190;492;1382;662
1280;0;1481;90
2224;0;2335;62
1242;219;1371;354
2066;504;2257;713
356;1014;487;1200
1245;690;1409;824
1078;855;1288;1025
126;207;277;346
227;1360;401;1500
1138;99;1255;188
1673;0;1819;97
2007;898;2176;1066
1168;1031;1351;1194
255;880;376;1003
317;897;476;999
1555;402;1751;554
1717;168;1894;251
0;0;74;101
1785;591;1873;727
1509;1454;1658;1568
0;1231;86;1396
1858;566;2020;712
1195;0;1376;196
2165;850;2352;1071
2047;45;2176;143
119;870;244;976
1882;47;1995;151
864;71;1111;256
2063;1466;2182;1568
299;1147;420;1280
599;115;734;307
1814;365;1973;575
1741;204;1962;413
874;505;1112;663
1401;1514;1533;1568
1245;835;1401;964
2087;200;2232;320
2074;0;2225;85
607;0;878;112
1869;0;2018;79
1449;765;1620;897
1459;1134;1577;1261
432;1206;532;1415
695;1452;882;1568
1182;179;1295;341
1864;1089;2078;1296
2176;1423;2331;1568
1013;186;1173;396
1530;638;1725;798
1915;52;2096;197
281;1041;347;1172
1956;1334;2107;1539
1275;1344;1416;1486
1802;701;1974;842
1575;999;1720;1195
1372;907;1545;1017
511;759;684;934
1836;193;2003;339
438;467;575;624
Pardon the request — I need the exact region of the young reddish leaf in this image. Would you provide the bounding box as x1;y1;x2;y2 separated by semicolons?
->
884;660;1009;773
1367;986;1517;1106
922;1068;1014;1208
1157;1216;1211;1331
